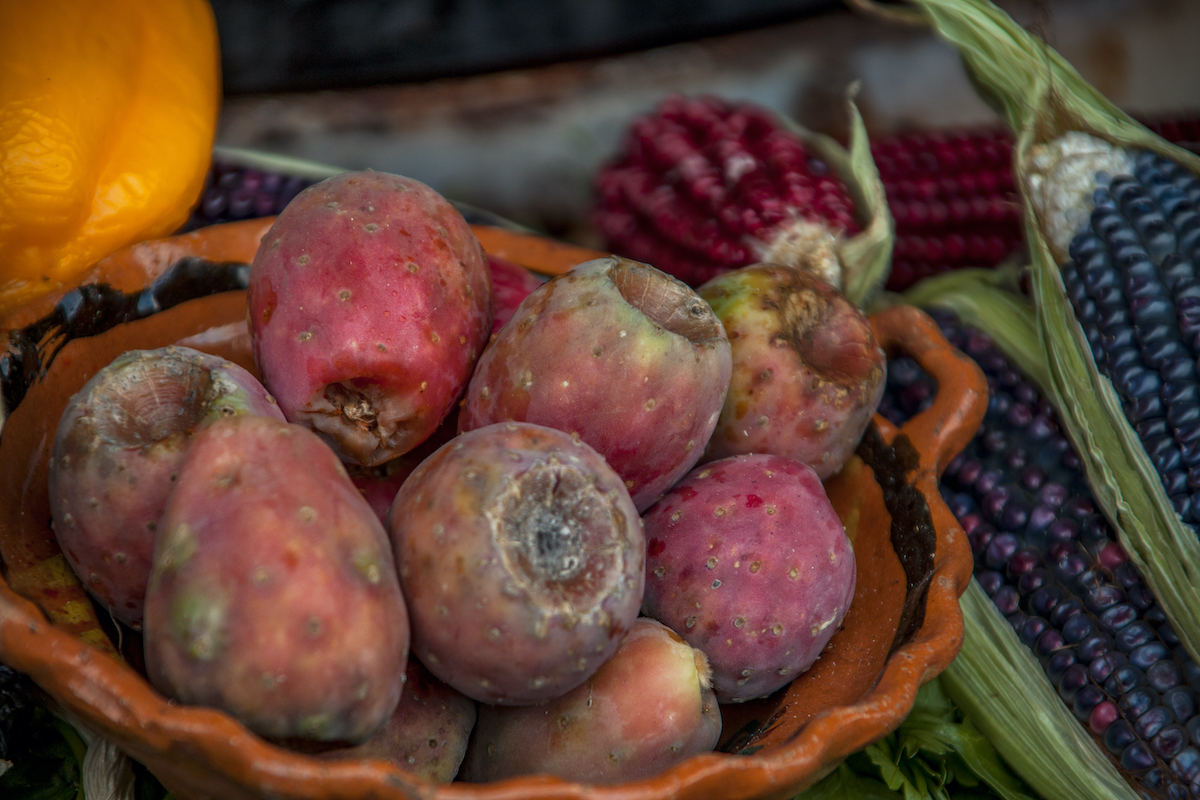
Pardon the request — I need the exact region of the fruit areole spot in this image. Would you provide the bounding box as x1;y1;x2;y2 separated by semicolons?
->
609;259;725;345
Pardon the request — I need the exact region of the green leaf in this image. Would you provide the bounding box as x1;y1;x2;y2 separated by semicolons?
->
795;762;904;800
0;704;84;800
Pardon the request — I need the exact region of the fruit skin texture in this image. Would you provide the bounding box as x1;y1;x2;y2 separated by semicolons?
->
143;414;409;743
641;454;856;702
458;256;731;511
699;263;885;479
387;421;645;706
48;346;284;629
322;658;477;783
459;617;721;784
248;170;492;467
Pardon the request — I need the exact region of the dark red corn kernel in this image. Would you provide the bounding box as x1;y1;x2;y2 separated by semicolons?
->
1091;699;1122;734
1074;683;1108;721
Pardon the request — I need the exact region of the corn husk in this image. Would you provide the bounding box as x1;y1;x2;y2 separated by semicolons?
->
940;579;1139;800
778;83;895;308
863;0;1200;667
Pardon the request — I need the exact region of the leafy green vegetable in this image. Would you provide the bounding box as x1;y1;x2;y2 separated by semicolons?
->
0;704;84;800
796;678;1040;800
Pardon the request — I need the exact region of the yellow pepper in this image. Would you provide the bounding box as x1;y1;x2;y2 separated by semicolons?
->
0;0;220;318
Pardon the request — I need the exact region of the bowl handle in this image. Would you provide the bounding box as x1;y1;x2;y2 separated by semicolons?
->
869;304;988;477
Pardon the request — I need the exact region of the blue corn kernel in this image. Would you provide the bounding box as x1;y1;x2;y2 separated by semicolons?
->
1078;632;1114;663
1107;663;1149;696
1106;719;1139;755
1164;381;1200;406
1134;702;1173;740
1120;621;1161;653
1134;642;1175;671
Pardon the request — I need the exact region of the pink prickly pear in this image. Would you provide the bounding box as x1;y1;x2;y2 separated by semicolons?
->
143;414;409;743
641;454;856;702
388;421;644;706
322;658;477;782
49;346;284;629
459;256;731;511
459;617;721;784
247;170;492;467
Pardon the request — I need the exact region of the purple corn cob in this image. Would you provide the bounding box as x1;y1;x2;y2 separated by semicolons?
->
882;308;1200;799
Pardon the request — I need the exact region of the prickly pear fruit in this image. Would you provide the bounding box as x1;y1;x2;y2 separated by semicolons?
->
48;346;284;629
322;658;477;783
698;264;885;479
388;421;645;705
459;617;721;784
459;256;731;511
247;170;492;467
143;414;409;743
347;416;459;526
487;253;544;335
641;454;855;702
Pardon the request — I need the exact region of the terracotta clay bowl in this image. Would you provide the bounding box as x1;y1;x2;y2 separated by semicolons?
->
0;217;986;800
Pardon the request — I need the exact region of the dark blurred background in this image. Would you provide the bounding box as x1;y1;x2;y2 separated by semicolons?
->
213;0;840;94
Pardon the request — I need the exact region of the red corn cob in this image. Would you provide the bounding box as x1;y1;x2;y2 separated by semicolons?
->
593;95;860;287
878;118;1200;291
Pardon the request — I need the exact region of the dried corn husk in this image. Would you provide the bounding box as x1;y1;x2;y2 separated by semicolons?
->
858;0;1200;666
779;83;895;307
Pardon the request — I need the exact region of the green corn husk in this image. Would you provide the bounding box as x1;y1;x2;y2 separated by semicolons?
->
777;84;895;308
855;0;1200;667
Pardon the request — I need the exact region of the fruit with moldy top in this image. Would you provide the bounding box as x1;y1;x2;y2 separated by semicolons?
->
459;617;720;784
49;346;285;629
143;414;409;743
247;170;492;467
458;256;731;511
641;453;856;702
387;421;645;705
699;263;885;479
322;658;477;783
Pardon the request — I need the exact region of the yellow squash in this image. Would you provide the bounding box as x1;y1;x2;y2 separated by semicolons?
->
0;0;220;318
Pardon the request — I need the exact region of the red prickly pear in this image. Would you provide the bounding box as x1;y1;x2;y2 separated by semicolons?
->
698;263;885;479
487;253;543;335
387;421;644;706
143;414;409;743
247;170;492;467
641;454;856;703
322;658;477;783
48;346;284;629
347;416;459;526
458;617;721;784
459;256;731;511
